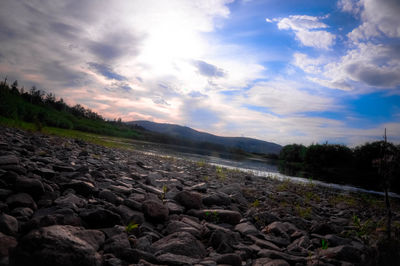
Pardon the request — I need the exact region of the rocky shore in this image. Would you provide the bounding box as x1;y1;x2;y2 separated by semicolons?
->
0;126;399;266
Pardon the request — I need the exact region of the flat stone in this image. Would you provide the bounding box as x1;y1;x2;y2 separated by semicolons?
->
319;245;362;263
215;253;242;266
80;207;122;228
64;180;97;197
54;193;87;208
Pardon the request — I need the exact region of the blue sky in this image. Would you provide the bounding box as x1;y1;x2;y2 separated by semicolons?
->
0;0;399;145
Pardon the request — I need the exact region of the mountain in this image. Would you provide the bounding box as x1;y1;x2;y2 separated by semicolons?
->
127;120;282;155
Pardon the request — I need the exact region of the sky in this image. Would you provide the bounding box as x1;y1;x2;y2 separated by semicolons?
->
1;0;399;146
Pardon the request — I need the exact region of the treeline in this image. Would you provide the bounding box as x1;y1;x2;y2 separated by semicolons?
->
279;142;400;193
0;78;247;156
0;79;142;138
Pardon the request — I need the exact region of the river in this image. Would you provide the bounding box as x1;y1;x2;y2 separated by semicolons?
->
127;139;400;198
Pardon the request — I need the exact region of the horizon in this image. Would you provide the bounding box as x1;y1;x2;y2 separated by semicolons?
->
1;0;399;146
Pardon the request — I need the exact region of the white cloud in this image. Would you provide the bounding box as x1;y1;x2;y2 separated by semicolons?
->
337;0;361;14
348;0;400;41
272;15;336;49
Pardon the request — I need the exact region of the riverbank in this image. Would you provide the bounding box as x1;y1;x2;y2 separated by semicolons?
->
1;125;399;265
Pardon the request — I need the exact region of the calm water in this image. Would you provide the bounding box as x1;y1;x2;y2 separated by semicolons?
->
128;140;400;198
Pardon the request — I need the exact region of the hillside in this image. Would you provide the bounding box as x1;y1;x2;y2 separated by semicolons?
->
128;120;282;155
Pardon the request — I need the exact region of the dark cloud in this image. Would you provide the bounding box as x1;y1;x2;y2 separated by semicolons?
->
50;22;80;38
88;62;126;81
194;60;225;78
345;63;400;87
39;61;88;87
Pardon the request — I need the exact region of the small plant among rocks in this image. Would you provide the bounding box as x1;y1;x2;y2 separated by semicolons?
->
125;221;139;234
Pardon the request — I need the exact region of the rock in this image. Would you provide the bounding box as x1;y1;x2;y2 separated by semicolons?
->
189;182;207;193
0;213;18;235
15;176;44;198
164;220;200;237
258;250;306;264
0;232;17;257
151;231;207;258
157;253;200;265
253;258;290;266
142;200;169;222
10;207;33;222
53;165;75;172
33;167;56;179
188;209;242;225
263;222;298;241
145;172;163;187
123;198;143;211
287;235;310;256
310;222;337;235
103;233;131;258
80;207;122;228
202;192;231;206
0;155;19;165
6;193;37;210
115;204;145;225
109;185;131;195
209;229;239;254
0;189;13;201
165;201;184;214
64;180;97;197
99;190;122;205
319;245;362;263
215;253;242;266
173;191;202;210
235;222;259;236
10;225;103;266
248;235;282;251
54;193;87;208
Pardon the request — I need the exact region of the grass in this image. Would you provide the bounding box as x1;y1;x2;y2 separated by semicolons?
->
0;116;135;150
215;165;227;180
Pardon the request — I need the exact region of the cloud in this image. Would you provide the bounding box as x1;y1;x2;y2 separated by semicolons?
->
337;0;361;14
88;62;126;81
348;0;400;41
271;15;336;49
194;60;225;78
294;42;400;91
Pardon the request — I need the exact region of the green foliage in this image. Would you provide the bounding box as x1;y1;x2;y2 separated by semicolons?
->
321;239;328;250
205;211;219;223
251;199;260;208
161;185;167;201
215;166;227;180
125;222;139;233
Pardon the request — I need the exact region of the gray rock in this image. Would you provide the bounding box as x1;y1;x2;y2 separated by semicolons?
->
103;233;131;257
235;222;259;235
0;213;18;235
10;225;103;266
164;220;200;237
115;204;144;225
248;235;282;251
173;191;203;210
258;250;306;264
10;207;34;222
151;231;207;258
165;201;184;214
209;229;239;254
0;155;19;165
33;167;56;179
142;200;169;222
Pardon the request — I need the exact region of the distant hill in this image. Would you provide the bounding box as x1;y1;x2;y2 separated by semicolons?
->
127;120;282;155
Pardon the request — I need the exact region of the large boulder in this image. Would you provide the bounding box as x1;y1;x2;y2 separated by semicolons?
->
10;225;104;266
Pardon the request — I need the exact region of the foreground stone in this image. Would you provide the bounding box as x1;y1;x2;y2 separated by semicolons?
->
10;225;104;266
